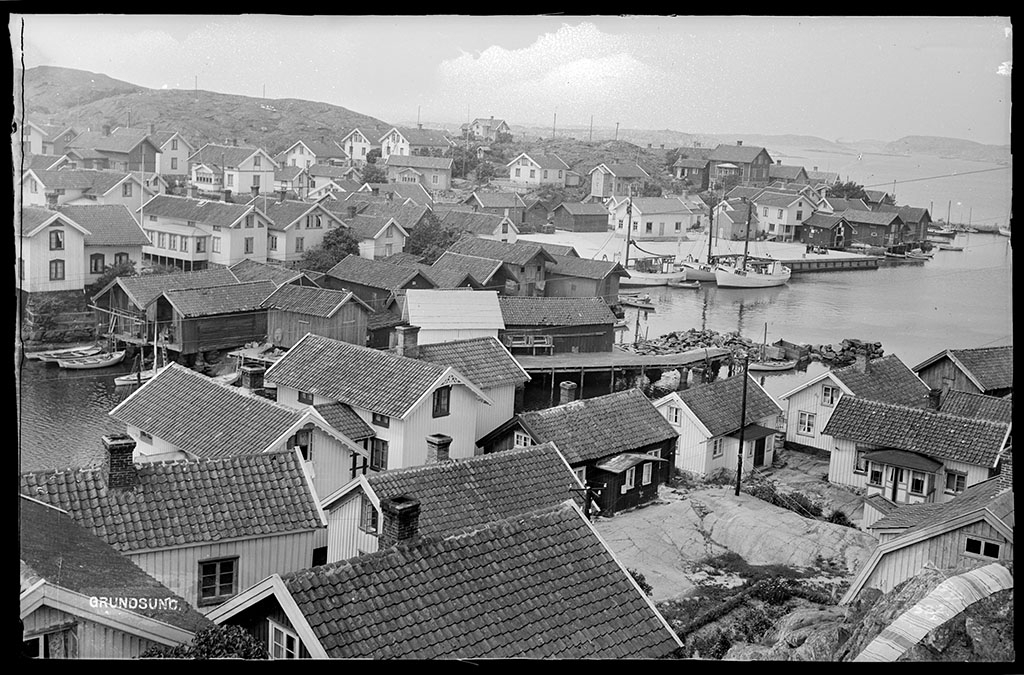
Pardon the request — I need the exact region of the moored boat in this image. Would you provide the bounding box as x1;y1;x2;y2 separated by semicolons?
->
998;226;1011;237
621;255;688;286
747;358;798;372
57;350;126;369
211;370;241;386
906;249;932;260
676;260;718;281
935;243;964;251
619;294;655;310
669;279;701;289
714;259;791;288
114;366;164;387
29;344;104;363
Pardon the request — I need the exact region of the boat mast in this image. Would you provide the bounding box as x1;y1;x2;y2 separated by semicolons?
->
624;186;633;270
741;198;752;268
708;188;716;263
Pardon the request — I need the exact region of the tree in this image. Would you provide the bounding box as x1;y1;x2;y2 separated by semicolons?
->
641;182;663;197
627;568;654;597
476;161;496;182
828;180;867;200
451;145;479;180
85;260;136;297
365;148;381;164
361;162;387;184
295;226;362;273
140;625;269;659
405;211;460;265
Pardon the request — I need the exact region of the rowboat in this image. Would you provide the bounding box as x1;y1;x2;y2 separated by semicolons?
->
114;367;163;387
57;350;126;369
906;249;932;260
884;251;907;259
935;243;963;251
212;370;241;386
676;260;718;281
998;226;1011;237
669;279;701;289
29;345;103;363
619;294;655;310
748;359;798;372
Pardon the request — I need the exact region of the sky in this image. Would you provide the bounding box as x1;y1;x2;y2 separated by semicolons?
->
10;14;1013;145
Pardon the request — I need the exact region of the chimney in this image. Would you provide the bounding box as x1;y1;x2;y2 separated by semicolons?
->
394;325;420;359
736;140;743;146
240;365;265;391
45;193;59;210
425;433;452;464
102;124;111;137
222;189;232;202
813;166;819;171
996;450;1013;493
103;433;138;489
417;123;423;130
647;144;652;149
147;123;155;135
232;138;239;147
251;185;259;196
559;381;578;405
347;205;358;219
490;115;494;120
188;185;199;199
853;349;869;374
379;496;421;549
777;160;782;165
278;188;287;203
940;378;952;406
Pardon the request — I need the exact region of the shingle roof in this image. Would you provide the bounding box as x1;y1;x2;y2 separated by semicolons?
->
344;214;395;240
840;210;903;226
19;451;323;553
519;389;678;465
32;168;131;194
554;201;610;216
229;259;305;285
283;501;680;659
109;363;305;458
826;198;871;212
547;253;628;281
709;143;770;163
677;374;782;437
159;280;276;317
429;252;502;287
307;163;358;179
326;254;432;292
261;283;364;318
356;202;430;231
56;204;150;246
19;497;213;633
499;296;617;327
312;402;375;441
439;209;510;235
594;163;650;178
102;268;241;308
768;164;807;180
141;194;256;228
832;355;932;407
468;191;524;208
448;235;555;266
821;397;1009;467
265;333;449;418
624;197;692;215
948;346;1014;391
938;390;1013;425
415;337;528;390
384;154;453;171
188;143;268;169
802;213;847;230
67;127;156;155
896;206;930;224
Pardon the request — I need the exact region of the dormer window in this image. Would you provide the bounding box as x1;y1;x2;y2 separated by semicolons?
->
432;386;451;418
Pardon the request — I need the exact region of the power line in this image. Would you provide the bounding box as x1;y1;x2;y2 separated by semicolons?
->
861;165;1010;189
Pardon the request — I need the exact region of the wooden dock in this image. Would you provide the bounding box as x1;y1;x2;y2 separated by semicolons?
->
515;346;731;374
778;254;881;273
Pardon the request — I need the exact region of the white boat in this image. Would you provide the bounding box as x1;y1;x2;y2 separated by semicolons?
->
57;350;126;369
677;260;718;281
669;279;701;289
935;243;963;251
998;226;1011;237
621;256;687;286
906;249;932;260
715;259;791;288
29;344;103;362
748;359;797;372
619;294;655;310
114;366;163;387
211;370;241;386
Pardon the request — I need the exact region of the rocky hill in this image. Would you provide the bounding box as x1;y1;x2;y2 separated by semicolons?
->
884;135;1011;165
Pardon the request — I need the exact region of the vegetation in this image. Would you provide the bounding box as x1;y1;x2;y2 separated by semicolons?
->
476;161;496;182
84;260;136;297
365;148;381;165
627;568;654;597
295;226;362;273
828;180;868;200
405;211;460;265
450;145;480;180
826;509;856;528
140;625;268;659
361;161;387;184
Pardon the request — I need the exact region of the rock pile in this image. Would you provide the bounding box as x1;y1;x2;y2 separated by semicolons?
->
807;339;884;367
622;328;759;361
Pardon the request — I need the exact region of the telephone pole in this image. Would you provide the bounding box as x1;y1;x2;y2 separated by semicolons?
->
734;352;750;496
589;115;593;142
615;122;619;141
552;111;556;139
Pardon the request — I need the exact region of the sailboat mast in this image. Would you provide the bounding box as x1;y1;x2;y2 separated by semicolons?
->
624;187;633;270
742;199;752;267
708;189;716;263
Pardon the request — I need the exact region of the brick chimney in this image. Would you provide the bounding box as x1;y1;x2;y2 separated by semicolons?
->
102;124;111;137
240;365;265;391
394;325;420;359
104;433;138;489
426;433;452;464
379;495;421;549
278;188;288;203
222;189;232;202
148;123;155;135
853;349;870;374
996;450;1013;493
559;381;578;405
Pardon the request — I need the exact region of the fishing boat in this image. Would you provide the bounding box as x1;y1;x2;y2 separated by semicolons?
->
617;189;688;287
747;324;797;371
669;279;701;289
619;294;655;310
906;249;932;260
935;243;964;251
29;344;104;363
926;226;957;239
57;350;126;369
714;202;790;288
884;250;907;259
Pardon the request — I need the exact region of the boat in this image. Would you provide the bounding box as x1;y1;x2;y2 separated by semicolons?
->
884;251;907;259
905;249;932;260
211;369;241;386
614;318;629;330
747;359;798;371
57;350;126;369
617;190;689;287
926;226;957;239
713;203;790;288
669;279;701;289
619;294;655;310
935;243;964;251
29;344;103;363
114;366;163;387
998;226;1011;237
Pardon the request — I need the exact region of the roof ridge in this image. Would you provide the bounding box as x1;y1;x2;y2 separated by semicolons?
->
372;443;557;481
841;395;1011;429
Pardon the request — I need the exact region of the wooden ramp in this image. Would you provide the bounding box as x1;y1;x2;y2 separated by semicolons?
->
854;563;1013;662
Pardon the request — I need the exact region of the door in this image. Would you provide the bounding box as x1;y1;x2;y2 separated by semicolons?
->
753;437;766;468
889;466;904;502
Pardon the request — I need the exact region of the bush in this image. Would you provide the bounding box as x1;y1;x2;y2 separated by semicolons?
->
686;629;732;659
826;509;856;528
140;625;268;659
704;468;734;486
628;568;653;596
749;577;793;605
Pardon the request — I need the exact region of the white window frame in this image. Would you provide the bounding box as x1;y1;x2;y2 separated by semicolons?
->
642;462;653;485
964;535;1001;560
711;438;724;459
622;467;636;493
573;466;586;485
797;411;816;436
821;384;838;406
212;237;221;253
945;470;967;495
513;431;533;447
268;619;300;659
668;406;681;425
910;470;927;496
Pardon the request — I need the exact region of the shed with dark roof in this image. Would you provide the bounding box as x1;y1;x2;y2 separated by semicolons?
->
320;253;437;307
498;296;618;354
148;280;276;355
913;345;1013;398
549;201;610;232
261;283;371;348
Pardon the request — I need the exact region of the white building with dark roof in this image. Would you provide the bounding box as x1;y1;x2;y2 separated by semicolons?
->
506;152;570;187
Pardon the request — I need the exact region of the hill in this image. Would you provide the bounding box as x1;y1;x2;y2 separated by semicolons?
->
20;65;391;154
883;135;1011;164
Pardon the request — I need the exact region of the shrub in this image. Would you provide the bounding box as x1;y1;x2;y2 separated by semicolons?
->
628;568;654;597
749;577;793;605
141;625;268;659
827;509;856;528
705;467;734;486
686;629;732;659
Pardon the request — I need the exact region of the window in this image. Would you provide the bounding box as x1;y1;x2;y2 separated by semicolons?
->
432;386;451;418
171;138;178;151
667;406;681;425
513;431;533;447
227;173;234;187
49;230;64;250
268;234;277;251
295;237;304;253
945;471;967;494
965;537;1001;559
385;243;393;256
370;438;389;471
796;210;803;221
168;234;177;250
574;466;586;485
88;253;106;274
245;215;254;228
854;448;868;474
180;237;188;252
543;170;548;179
371;413;390;428
431;174;438;185
777;209;783;218
797;411;816;435
869;464;884;486
297;390;314;405
48;259;65;281
29;178;37;193
269;620;299;659
360;494;379;532
149;215;158;222
123;182;132;197
822;384;838;406
763;207;768;217
558;170;563;179
23;626;78;659
617;220;623;230
645;222;653;233
212;237;221;253
157;232;167;248
244;237;254;254
642;462;653;485
213;224;222;232
529;169;536;178
253;175;261;188
675;221;682;231
622;467;636;493
632;222;638;231
712;438;724;459
910;471;926;495
198;557;238;605
515;168;521;177
196;237;206;253
140;431;152;443
171;157;178;171
254;155;262;168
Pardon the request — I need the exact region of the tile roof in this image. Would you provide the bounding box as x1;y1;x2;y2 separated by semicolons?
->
312;402;375;441
31;168;132;194
19;450;323;553
938;390;1013;425
448;235;556;266
499;296;617;327
594;163;650;178
802;213;847;230
67;127;156;155
159;280;277;317
56;204;150;246
366;309;408;331
274;165;306;181
415;337;528;390
624;196;692;215
673;158;710;169
379;251;424;266
141;194;256;228
840;210;903;226
110;363;306;458
768;164;807;180
547;253;628;280
189;143;268;169
149;130;185;149
862;189;892;203
344;214;395;240
948;346;1014;391
356;202;430;230
307;163;359;179
439;209;511;235
554;201;610;216
25;154;66;172
265;333;449;418
102;268;241;308
283;501;680;658
832;355;932;407
366;182;435;206
288;139;345;158
896;206;930;224
385;154;454;171
468;191;525;208
522;153;570;170
384;126;452;147
430;251;503;284
677;374;783;437
537;242;579;257
261;283;364;318
228;259;305;285
19;497;213;633
363;444;581;538
719;202;755;225
519;389;678;465
725;186;765;200
752;191;803;208
871;475;1013;533
595;452;667;474
326;254;432;292
806;169;839;183
709;143;770;163
821;397;1009;467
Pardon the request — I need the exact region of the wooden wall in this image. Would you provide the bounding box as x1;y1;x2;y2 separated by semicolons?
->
589;438;675;516
222;595;312;658
267;304;368;349
916;358;984;396
784;379;844;451
23;605;164;658
501;324;615;353
326;492;380;563
180;311;268;355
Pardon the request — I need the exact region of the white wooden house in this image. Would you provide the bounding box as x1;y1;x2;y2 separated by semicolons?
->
188;143;278;196
344;214;408;260
339;128;376;165
150;130;195;178
258;198;346;264
653;374;783;477
506;152;570;187
395;289;504;344
22;169;157;217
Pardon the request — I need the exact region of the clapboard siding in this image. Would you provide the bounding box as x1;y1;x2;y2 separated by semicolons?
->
501;323;615;354
400;385;480;465
916;359;983;395
476;385;515;444
128;529;322;615
267;304;367;349
660;403;709;475
183;312;268;355
784;380;843;451
419;327;498;344
23;605;163;658
327;492;378;562
304;433;359;501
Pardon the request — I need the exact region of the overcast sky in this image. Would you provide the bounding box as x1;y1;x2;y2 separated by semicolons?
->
11;15;1013;145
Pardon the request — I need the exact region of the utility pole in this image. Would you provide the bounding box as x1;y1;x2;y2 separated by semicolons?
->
263;84;266;99
589;115;593;142
615;122;619;141
947;200;951;226
552;111;556;139
734;352;750;496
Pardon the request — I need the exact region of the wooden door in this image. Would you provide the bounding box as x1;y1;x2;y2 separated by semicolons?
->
753;437;766;468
